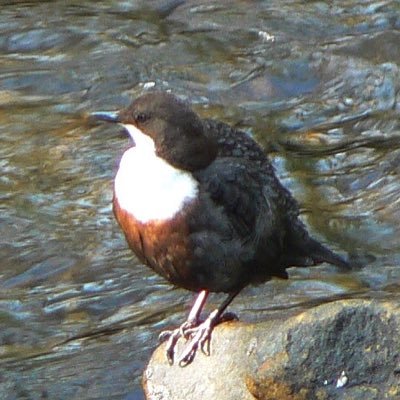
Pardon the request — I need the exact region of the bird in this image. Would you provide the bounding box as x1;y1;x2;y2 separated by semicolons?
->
91;91;350;365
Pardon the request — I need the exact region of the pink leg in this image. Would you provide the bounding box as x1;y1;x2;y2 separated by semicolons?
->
177;290;239;366
186;290;209;325
159;290;209;364
159;289;240;365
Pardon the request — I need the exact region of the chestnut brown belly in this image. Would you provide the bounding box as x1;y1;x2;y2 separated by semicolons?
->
113;197;201;290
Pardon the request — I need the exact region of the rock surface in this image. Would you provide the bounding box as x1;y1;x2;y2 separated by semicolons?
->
143;298;400;400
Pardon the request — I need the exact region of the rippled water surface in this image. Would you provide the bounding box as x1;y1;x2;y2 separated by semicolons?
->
1;1;400;398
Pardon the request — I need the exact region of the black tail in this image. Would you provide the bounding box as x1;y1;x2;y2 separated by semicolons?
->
305;236;350;270
286;220;351;270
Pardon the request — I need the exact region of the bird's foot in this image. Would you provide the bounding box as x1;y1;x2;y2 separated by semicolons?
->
159;320;197;365
176;309;219;366
177;310;238;365
159;290;240;365
159;308;228;366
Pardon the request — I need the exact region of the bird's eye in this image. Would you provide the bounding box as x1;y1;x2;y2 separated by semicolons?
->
135;113;149;123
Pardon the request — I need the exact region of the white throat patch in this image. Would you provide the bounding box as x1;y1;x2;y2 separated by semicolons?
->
114;124;199;223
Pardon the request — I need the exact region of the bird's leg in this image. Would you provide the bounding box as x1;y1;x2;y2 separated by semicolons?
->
177;290;240;366
184;289;210;330
159;290;209;364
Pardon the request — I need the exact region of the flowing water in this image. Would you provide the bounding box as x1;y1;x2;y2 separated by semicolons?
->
1;1;400;398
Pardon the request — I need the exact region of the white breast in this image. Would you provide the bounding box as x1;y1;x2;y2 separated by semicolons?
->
114;124;199;223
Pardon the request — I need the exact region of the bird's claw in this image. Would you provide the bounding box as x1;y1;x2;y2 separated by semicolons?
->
159;309;220;365
159;320;197;364
161;329;180;364
177;315;215;366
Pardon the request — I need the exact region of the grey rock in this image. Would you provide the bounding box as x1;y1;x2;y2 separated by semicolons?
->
144;298;400;400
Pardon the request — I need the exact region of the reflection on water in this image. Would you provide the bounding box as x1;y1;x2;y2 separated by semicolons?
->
1;1;399;398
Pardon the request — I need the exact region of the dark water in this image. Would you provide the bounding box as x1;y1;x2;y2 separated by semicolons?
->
1;1;400;398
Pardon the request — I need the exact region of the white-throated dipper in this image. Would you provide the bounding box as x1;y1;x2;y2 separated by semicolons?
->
92;91;350;365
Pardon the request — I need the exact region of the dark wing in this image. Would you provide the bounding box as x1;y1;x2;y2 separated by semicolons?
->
194;156;350;280
195;159;260;238
203;118;300;219
202;120;350;271
193;157;286;269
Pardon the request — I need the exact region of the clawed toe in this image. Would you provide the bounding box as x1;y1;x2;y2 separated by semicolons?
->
160;328;181;364
159;320;196;364
177;312;217;366
158;291;239;365
159;309;220;365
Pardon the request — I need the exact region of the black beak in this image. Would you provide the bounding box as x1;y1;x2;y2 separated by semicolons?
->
90;111;121;123
89;110;131;142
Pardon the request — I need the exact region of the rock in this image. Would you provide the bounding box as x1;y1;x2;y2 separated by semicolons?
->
143;298;400;400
